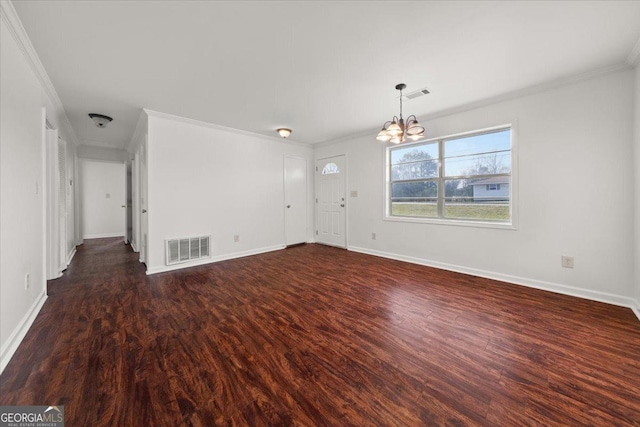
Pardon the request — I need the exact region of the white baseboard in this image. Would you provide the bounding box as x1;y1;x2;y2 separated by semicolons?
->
66;247;76;266
349;246;639;319
83;233;124;239
131;241;139;253
0;291;47;375
631;298;640;321
146;244;286;275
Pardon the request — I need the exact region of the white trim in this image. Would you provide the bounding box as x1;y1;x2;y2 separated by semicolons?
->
66;246;76;266
146;244;285;275
631;298;640;322
626;36;640;67
0;1;80;147
0;291;47;374
83;233;125;239
131;241;139;253
349;246;640;321
143;109;311;148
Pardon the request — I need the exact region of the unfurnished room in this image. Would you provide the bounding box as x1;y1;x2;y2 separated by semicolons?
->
1;1;640;425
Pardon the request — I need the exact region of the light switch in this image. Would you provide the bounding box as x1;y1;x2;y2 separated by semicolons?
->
350;190;358;198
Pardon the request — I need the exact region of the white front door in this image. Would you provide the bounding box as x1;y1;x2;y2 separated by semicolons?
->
316;155;346;248
284;156;308;246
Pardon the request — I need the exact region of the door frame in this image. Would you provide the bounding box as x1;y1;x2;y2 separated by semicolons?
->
44;118;62;280
314;154;348;248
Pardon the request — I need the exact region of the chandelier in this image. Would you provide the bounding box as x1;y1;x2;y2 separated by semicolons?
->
376;83;425;144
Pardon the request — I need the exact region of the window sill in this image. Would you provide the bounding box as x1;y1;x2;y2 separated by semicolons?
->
383;215;517;230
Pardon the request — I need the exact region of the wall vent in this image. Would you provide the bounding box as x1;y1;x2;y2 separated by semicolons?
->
403;87;431;100
166;236;210;265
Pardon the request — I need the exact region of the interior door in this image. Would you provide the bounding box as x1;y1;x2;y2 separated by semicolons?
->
284;156;308;246
315;155;346;248
45;127;61;280
125;161;132;244
139;139;148;264
58;138;67;272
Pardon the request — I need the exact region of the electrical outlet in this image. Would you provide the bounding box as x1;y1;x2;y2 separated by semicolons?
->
561;256;574;269
351;190;358;198
371;232;377;240
234;235;240;242
24;273;30;290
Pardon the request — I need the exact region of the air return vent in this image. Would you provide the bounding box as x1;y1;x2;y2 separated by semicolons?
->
166;236;210;265
403;87;431;100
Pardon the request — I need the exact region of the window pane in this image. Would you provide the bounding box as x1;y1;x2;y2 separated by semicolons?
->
322;163;339;175
445;129;510;157
444;150;511;177
391;181;438;218
391;160;438;180
444;129;511;177
444;177;510;221
391;143;438;165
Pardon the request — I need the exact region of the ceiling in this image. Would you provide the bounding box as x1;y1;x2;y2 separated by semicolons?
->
12;1;640;148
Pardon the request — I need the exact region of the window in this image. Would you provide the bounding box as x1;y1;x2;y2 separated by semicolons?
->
322;163;340;175
387;126;512;224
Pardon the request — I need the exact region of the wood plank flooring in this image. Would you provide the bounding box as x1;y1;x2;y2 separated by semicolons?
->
1;238;639;426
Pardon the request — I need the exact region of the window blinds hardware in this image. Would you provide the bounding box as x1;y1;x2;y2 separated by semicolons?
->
165;236;210;265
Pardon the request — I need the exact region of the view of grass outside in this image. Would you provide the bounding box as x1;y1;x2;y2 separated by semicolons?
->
389;128;512;223
391;202;510;221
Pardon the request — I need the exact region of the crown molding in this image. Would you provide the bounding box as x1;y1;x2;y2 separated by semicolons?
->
143;109;312;148
0;0;80;147
627;36;640;67
314;62;632;149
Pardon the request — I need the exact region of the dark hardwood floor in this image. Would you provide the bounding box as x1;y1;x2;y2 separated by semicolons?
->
1;238;639;426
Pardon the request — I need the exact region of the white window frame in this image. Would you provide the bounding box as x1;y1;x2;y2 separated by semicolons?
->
384;124;517;230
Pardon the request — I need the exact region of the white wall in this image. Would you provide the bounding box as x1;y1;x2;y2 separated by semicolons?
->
316;69;636;307
80;160;126;239
145;112;314;274
77;145;130;163
634;65;640;307
0;8;76;372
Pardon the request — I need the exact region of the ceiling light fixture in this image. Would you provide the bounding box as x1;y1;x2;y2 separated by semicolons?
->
376;83;425;144
88;113;113;128
277;128;292;138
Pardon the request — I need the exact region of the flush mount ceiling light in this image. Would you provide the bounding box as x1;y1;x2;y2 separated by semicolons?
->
88;113;113;128
376;83;425;144
277;128;292;138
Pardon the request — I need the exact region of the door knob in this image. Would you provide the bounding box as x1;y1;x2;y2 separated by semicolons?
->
340;204;345;207
142;209;147;213
286;205;291;208
121;205;127;208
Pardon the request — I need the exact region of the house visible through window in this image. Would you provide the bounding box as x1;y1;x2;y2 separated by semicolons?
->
387;126;512;224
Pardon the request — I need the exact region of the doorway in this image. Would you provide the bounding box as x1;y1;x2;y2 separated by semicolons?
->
79;160;126;239
284;156;308;246
315;155;346;248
